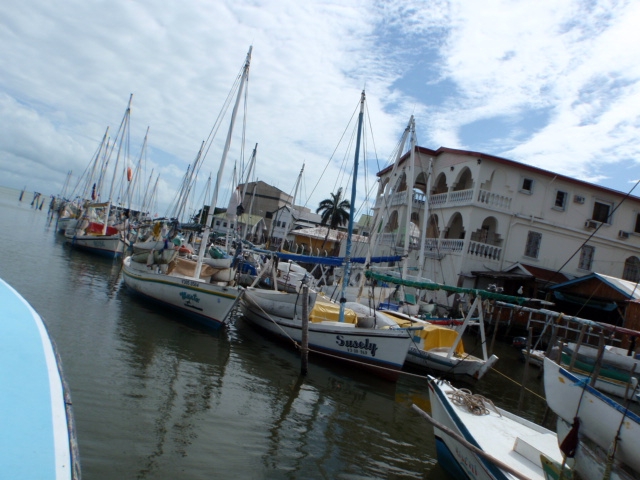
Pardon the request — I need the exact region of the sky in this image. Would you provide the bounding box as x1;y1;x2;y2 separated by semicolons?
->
1;0;639;220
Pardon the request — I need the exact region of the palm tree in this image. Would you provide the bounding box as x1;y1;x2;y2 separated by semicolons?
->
316;187;350;249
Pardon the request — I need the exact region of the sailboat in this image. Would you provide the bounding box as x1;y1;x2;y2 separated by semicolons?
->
65;96;133;258
240;92;416;381
543;356;640;479
121;47;253;329
365;270;502;382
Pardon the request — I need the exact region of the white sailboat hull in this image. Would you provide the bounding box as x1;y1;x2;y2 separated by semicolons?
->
556;417;635;480
428;377;564;480
543;356;640;475
66;232;127;258
240;288;412;381
406;345;498;381
122;256;240;329
56;217;77;234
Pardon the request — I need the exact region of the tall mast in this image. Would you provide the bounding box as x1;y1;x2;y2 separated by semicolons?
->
195;46;252;278
417;158;433;279
103;94;133;234
355;117;411;302
400;117;416;280
339;91;365;323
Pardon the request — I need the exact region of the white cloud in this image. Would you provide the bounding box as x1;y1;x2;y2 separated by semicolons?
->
1;0;639;218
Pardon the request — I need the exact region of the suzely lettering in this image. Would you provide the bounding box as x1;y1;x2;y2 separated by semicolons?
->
335;336;378;357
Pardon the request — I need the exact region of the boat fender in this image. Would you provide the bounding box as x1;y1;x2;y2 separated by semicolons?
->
559;417;580;458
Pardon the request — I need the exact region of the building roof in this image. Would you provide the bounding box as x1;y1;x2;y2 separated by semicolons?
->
291;226;368;243
550;272;640;300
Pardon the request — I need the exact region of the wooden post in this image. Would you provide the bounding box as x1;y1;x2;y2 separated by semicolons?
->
590;333;606;388
518;328;533;411
568;323;588;373
489;308;501;355
301;283;309;375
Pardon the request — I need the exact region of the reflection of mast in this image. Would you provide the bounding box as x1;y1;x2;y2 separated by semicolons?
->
265;376;321;468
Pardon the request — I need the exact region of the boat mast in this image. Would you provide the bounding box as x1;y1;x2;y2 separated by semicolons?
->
354;117;411;302
103;94;133;234
195;46;252;278
417;158;433;279
338;90;365;323
238;144;257;240
400;117;416;280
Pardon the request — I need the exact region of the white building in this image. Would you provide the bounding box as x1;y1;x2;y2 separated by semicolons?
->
373;146;640;298
268;205;323;249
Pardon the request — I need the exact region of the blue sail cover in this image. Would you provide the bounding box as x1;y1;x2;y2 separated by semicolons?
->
251;248;402;267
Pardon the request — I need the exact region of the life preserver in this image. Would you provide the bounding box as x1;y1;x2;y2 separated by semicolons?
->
127;167;133;181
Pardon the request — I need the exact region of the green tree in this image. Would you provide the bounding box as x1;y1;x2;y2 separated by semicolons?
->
316;187;350;248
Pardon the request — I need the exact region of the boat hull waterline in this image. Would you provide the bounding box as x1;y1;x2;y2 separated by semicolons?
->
122;256;240;329
428;377;565;480
543;356;640;474
241;296;412;380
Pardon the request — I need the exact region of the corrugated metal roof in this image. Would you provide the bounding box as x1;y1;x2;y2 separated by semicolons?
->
550;272;640;300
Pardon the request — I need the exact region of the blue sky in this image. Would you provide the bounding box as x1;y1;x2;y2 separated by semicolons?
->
1;0;639;218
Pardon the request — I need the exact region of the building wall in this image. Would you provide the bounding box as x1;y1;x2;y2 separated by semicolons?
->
374;146;640;290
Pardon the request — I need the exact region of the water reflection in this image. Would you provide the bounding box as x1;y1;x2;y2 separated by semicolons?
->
0;187;557;479
233;320;439;478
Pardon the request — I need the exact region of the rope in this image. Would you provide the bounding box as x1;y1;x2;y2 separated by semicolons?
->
446;387;501;416
488;367;546;401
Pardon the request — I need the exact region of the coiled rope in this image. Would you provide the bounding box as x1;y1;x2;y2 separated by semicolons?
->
446;387;501;417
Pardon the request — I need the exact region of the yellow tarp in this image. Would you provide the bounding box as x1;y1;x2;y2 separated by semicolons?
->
310;300;358;324
415;324;465;354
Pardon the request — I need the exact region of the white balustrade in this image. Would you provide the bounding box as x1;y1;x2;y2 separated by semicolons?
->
467;240;502;260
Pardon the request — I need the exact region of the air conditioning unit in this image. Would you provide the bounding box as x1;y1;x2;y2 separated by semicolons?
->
619;230;630;239
574;195;585;204
584;220;599;229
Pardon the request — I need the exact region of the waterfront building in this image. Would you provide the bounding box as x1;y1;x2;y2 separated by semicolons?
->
373;146;640;300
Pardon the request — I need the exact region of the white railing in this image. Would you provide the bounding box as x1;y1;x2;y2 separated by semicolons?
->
448;189;474;203
477;189;512;209
467;240;501;260
429;192;448;206
428;188;474;206
375;187;513;212
423;238;464;253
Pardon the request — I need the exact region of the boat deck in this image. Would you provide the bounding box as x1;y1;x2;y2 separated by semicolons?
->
0;278;76;479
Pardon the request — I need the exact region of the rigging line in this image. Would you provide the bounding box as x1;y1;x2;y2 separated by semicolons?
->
305;96;362;205
540;178;640;290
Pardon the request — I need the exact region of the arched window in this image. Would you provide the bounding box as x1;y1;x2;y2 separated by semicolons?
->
623;256;640;283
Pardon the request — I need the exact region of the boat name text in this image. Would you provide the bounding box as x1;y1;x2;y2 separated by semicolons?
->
180;291;200;303
335;336;378;357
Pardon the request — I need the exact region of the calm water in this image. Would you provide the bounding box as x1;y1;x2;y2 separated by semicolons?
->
0;186;550;479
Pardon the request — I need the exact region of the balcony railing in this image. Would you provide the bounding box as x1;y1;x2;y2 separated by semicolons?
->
375;185;515;213
376;235;501;262
423;238;464;253
476;189;512;210
467;240;502;260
